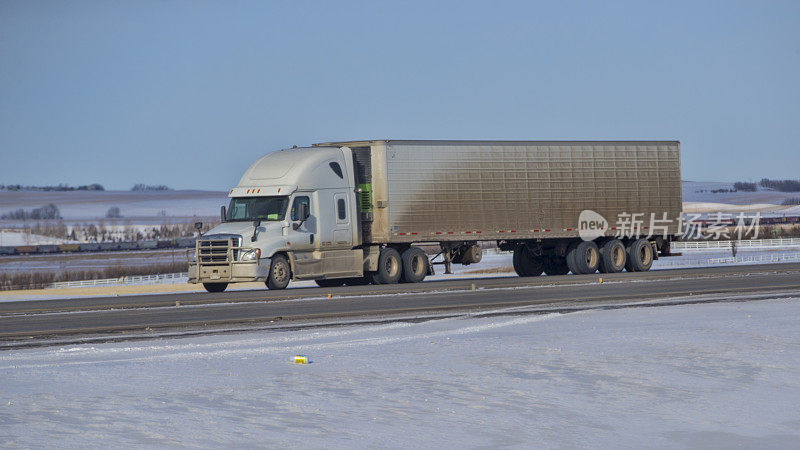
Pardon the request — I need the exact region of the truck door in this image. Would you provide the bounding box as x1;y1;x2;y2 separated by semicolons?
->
332;192;352;248
288;194;321;276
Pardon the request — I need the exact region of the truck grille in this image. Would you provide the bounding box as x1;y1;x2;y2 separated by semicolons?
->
198;236;240;264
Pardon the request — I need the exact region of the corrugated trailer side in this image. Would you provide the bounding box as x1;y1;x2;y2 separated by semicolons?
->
320;140;682;244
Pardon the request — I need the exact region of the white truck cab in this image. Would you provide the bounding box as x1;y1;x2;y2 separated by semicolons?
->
189;146;365;292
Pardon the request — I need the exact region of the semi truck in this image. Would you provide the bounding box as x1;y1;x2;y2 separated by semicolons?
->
188;140;682;292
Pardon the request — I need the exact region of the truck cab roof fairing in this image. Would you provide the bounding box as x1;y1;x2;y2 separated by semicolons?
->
235;146;349;192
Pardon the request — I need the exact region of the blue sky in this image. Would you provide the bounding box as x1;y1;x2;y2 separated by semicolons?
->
1;1;798;190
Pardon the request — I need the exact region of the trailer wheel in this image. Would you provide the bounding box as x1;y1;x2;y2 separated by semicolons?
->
315;279;345;288
626;239;654;272
203;282;227;293
372;247;402;284
565;242;580;274
599;239;626;273
401;247;428;283
513;246;543;277
266;254;291;290
572;241;600;274
543;256;570;276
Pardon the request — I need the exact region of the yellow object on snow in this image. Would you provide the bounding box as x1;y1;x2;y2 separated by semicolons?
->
293;355;309;364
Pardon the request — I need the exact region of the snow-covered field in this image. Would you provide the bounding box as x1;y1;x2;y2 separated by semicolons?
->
1;295;798;447
682;181;800;216
682;181;800;205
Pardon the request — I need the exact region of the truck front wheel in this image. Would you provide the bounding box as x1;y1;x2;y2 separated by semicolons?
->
266;254;291;290
371;247;402;284
203;282;228;293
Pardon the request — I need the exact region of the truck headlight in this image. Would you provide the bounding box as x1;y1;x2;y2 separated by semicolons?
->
240;248;261;261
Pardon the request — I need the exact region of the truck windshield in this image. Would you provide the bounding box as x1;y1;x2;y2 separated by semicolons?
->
226;196;289;222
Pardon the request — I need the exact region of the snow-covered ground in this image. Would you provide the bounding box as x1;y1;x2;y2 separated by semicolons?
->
1;295;798;447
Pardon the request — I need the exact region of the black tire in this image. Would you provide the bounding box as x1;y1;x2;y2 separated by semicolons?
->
266;254;291;290
343;276;371;286
626;239;654;272
571;241;600;275
203;282;227;293
513;246;544;277
524;255;544;277
543;256;570;276
565;242;580;275
599;239;626;273
315;279;345;288
372;247;402;284
401;247;428;283
512;246;525;276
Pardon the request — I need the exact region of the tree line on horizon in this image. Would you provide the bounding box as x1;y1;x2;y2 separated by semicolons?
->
733;178;800;193
1;183;173;192
0;183;104;192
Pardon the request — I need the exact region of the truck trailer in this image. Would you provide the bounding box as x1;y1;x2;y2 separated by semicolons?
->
188;140;682;292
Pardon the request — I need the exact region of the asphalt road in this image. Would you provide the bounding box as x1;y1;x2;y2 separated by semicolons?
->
2;263;800;342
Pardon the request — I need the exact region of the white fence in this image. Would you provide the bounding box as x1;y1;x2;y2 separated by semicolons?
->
47;272;188;289
672;238;800;250
657;253;800;267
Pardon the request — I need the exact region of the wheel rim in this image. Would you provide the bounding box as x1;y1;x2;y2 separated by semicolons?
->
274;262;288;282
585;248;598;267
612;246;624;266
640;245;652;265
411;255;424;275
386;257;399;277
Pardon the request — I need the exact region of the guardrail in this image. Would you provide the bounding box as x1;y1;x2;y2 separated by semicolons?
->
46;272;188;289
672;238;800;250
657;253;800;267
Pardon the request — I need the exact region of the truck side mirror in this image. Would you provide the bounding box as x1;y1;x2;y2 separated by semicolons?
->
251;219;261;242
194;222;203;231
220;205;227;223
299;203;309;221
293;203;309;230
